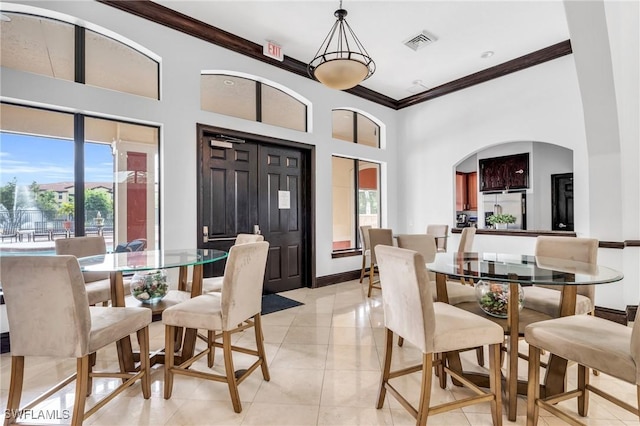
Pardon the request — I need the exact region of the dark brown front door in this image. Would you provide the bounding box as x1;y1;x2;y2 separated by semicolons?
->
198;126;312;293
551;173;574;231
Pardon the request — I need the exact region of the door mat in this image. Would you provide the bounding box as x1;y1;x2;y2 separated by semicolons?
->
261;293;303;315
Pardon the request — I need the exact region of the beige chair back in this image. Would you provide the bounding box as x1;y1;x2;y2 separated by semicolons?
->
359;225;372;251
396;234;437;263
221;241;270;330
633;308;640;385
534;236;598;301
457;227;476;253
426;224;448;252
235;233;265;244
375;245;435;354
55;236;109;283
1;256;91;358
368;228;394;265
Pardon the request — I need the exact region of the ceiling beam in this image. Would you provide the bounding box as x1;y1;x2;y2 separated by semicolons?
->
98;0;571;111
396;40;573;109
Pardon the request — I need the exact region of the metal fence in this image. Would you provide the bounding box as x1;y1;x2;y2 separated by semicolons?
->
0;209;113;242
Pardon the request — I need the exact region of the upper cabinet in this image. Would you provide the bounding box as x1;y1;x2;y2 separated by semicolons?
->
456;171;477;210
479;153;529;192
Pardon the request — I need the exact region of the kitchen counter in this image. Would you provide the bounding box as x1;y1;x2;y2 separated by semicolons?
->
451;228;576;237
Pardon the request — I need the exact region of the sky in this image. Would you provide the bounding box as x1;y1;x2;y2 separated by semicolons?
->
0;132;114;187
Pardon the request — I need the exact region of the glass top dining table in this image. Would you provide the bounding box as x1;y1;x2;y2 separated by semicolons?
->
78;248;228;274
426;251;623;286
426;251;624;421
77;248;228;372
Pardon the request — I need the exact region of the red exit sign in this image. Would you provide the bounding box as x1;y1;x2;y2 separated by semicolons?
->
263;40;284;62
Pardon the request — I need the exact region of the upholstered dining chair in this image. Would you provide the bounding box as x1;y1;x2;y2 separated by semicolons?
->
396;233;475;305
185;233;265;294
358;225;372;284
397;233;484;363
375;245;504;426
524;236;598;318
55;236;111;306
426;224;449;252
457;227;476;253
367;228;394;297
163;241;270;413
525;308;639;425
1;255;152;426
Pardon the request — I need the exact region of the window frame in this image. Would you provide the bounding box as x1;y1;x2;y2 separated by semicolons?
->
331;155;381;258
332;108;381;148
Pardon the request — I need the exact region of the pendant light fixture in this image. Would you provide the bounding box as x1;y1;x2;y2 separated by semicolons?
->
307;0;375;91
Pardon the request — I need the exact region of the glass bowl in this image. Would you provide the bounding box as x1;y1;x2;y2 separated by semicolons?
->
474;280;524;318
130;269;168;304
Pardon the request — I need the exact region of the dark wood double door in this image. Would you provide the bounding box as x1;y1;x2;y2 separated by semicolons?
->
197;126;312;293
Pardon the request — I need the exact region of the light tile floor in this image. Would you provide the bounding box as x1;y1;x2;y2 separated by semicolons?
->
1;279;637;425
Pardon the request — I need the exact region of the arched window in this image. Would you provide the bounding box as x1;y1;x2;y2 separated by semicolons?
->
0;9;160;99
332;108;380;148
201;72;310;132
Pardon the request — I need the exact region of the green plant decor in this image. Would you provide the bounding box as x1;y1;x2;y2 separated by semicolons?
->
486;213;516;225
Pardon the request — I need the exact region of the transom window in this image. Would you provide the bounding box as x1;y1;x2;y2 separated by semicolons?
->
0;10;160;99
332;109;380;148
201;72;309;132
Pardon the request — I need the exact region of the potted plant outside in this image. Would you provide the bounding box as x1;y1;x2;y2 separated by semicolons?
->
487;213;516;230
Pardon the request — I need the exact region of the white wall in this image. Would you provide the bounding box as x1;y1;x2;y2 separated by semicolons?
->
0;0;399;279
397;1;639;310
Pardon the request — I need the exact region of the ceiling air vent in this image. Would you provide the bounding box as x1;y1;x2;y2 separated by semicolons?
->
403;31;437;51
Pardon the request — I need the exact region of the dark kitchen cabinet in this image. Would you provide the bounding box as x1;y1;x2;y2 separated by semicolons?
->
479;153;529;192
456;171;477;210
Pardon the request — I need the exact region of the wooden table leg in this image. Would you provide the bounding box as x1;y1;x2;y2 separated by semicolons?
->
541;285;577;397
506;281;520;421
111;272;135;372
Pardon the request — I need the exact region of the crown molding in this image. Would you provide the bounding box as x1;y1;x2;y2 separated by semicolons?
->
98;0;571;110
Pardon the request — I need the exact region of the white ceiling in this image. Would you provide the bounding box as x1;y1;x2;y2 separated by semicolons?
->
155;0;571;100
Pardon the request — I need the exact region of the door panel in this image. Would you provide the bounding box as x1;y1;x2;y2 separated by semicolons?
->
551;173;574;231
259;146;303;293
199;132;307;292
200;143;258;277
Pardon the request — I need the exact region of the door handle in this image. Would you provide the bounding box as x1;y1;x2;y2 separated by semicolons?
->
203;226;209;243
558;223;567;228
253;224;261;235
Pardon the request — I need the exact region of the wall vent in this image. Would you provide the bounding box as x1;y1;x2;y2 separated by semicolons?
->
403;31;437;51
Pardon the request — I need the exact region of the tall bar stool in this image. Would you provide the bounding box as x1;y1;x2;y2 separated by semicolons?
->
526;309;639;425
358;225;372;284
367;228;393;297
375;245;504;426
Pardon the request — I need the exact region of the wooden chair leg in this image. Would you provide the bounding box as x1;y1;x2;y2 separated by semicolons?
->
6;356;24;424
476;346;485;366
86;353;94;397
254;314;271;381
164;325;175;399
223;331;242;413
207;330;215;368
137;326;151;399
377;328;393;409
416;353;433;426
577;364;589;416
367;266;375;297
359;256;366;283
488;343;502;426
527;345;541;426
72;356;89;426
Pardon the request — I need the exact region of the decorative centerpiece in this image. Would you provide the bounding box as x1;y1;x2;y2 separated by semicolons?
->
475;280;524;318
131;270;168;304
486;213;516;230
